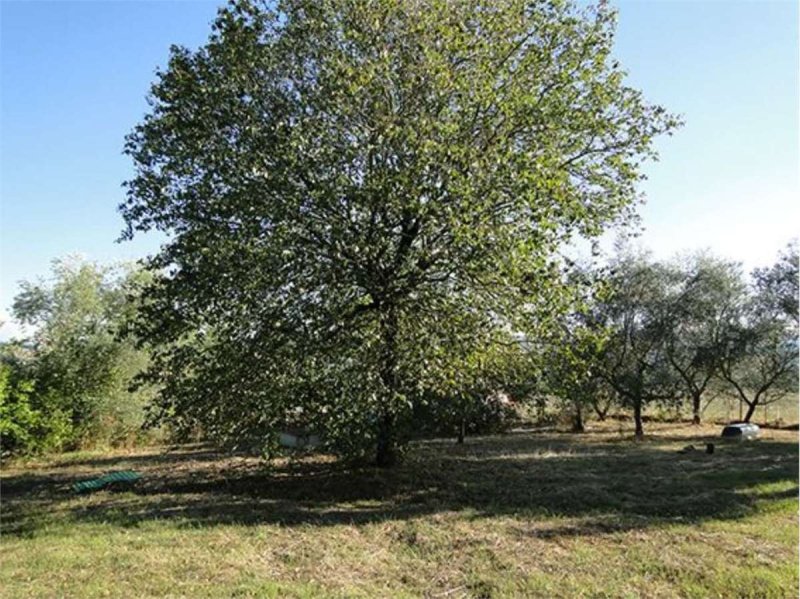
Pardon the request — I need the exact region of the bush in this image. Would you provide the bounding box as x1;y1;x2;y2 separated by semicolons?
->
7;259;158;453
0;363;71;455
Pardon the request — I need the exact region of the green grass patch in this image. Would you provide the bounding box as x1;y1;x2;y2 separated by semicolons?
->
1;423;797;598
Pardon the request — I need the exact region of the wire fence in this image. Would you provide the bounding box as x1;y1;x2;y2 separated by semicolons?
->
699;393;798;427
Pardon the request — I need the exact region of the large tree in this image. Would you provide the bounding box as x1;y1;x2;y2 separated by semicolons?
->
122;0;676;464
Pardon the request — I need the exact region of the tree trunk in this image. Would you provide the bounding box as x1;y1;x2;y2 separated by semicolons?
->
376;413;396;467
572;403;585;433
743;400;757;423
376;307;399;467
592;399;608;421
457;416;465;444
633;399;644;439
692;393;702;425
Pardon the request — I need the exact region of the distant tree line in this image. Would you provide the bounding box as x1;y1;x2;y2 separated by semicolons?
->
539;241;798;437
0;259;156;454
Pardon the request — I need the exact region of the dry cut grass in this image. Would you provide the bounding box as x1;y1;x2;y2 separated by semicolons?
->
1;421;797;598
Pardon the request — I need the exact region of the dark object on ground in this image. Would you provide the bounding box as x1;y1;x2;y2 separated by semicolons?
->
721;423;760;441
706;443;715;455
677;445;696;454
72;470;141;494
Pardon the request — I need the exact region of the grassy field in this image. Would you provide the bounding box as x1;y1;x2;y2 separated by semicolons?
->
1;422;797;598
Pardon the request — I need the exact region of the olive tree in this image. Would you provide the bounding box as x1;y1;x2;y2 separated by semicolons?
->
718;245;799;422
121;0;677;464
753;241;798;325
662;254;744;424
595;251;679;438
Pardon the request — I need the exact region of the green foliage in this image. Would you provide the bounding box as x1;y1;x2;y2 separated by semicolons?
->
591;249;681;436
536;263;614;431
121;0;677;463
403;307;527;441
0;357;71;454
753;240;798;325
660;253;745;423
0;363;36;451
9;258;156;451
717;246;799;422
0;361;41;453
410;391;517;440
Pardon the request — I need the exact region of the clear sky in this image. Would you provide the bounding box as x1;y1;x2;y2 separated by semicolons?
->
1;0;798;339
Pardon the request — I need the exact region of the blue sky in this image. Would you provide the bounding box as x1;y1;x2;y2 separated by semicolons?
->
1;0;798;339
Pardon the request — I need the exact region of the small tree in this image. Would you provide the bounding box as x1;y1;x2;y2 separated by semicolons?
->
596;251;678;438
590;388;614;422
663;254;744;424
543;323;609;432
540;264;613;432
717;246;799;422
11;258;155;448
